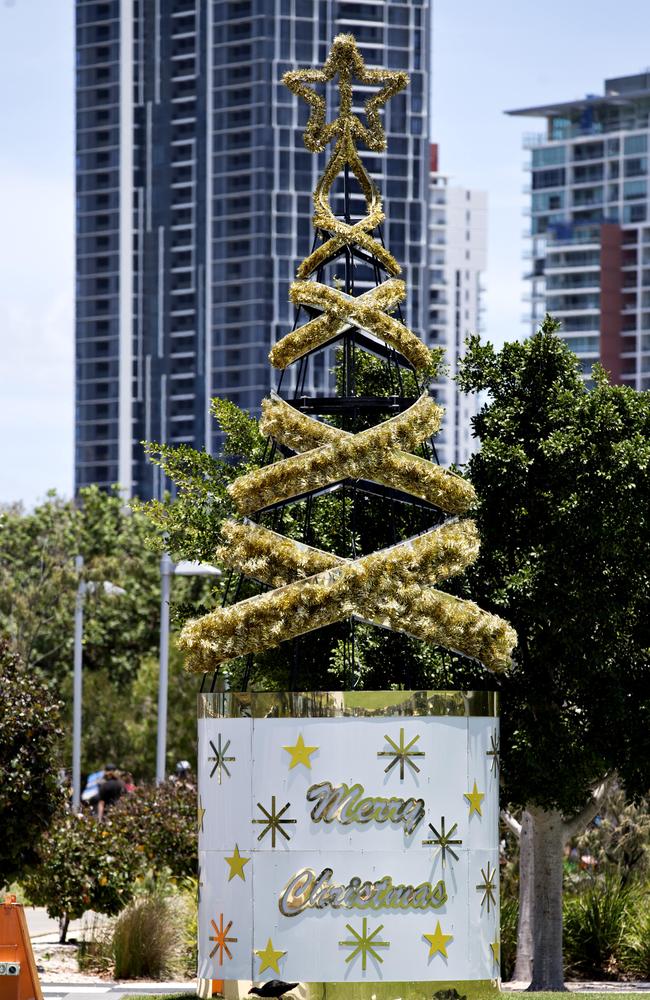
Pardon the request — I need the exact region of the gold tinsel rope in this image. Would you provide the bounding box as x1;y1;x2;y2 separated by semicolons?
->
179;35;517;675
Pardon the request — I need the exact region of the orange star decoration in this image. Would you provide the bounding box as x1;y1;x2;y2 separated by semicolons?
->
208;913;237;966
283;33;408;153
464;780;485;817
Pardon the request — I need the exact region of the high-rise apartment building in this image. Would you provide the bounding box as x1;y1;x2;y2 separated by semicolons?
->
509;72;650;391
75;0;431;500
428;145;486;466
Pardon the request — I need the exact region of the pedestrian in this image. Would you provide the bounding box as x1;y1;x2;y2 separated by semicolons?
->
97;763;126;820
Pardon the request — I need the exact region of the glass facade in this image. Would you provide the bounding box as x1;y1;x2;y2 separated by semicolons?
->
75;0;431;500
510;71;650;391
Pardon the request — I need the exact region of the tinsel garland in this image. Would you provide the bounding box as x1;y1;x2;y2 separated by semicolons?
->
179;35;517;676
180;519;516;674
229;395;474;517
269;279;430;371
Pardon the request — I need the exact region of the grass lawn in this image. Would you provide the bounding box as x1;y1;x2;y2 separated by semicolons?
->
129;994;648;1000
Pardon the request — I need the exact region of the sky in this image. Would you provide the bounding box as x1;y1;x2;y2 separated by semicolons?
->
2;0;650;507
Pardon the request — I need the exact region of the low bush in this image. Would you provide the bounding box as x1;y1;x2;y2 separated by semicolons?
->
113;892;183;979
113;781;197;879
563;874;637;979
618;895;650;979
500;895;518;981
23;810;142;940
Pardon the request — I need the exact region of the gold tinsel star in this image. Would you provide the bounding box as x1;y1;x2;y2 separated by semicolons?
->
283;33;408;153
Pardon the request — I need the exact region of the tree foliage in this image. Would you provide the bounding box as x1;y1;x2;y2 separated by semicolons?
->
0;486;162;688
0;641;64;888
456;318;650;810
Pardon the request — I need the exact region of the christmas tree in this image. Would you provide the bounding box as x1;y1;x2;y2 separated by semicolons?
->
179;35;516;687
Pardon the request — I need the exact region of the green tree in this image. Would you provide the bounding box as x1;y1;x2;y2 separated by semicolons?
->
0;486;162;688
23;809;143;941
457;318;650;989
0;640;64;888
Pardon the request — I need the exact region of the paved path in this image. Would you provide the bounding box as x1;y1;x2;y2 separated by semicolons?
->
41;984;196;999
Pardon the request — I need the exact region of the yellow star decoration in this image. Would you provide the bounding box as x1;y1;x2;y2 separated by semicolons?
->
464;780;485;817
283;733;318;770
197;796;206;833
255;937;286;975
424;921;453;959
283;33;408;153
225;844;250;882
491;937;500;966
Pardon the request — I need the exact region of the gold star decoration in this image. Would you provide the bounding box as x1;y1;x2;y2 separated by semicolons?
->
283;733;318;770
378;727;425;780
197;863;203;903
252;795;296;847
486;729;500;775
422;816;463;867
208;734;236;783
225;844;250;882
255;937;286;975
464;780;485;817
491;936;500;966
208;913;237;966
423;920;453;959
476;862;498;914
339;917;390;971
283;33;408;153
197;795;206;833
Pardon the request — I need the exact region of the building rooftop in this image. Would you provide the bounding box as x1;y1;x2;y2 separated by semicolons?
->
506;71;650;119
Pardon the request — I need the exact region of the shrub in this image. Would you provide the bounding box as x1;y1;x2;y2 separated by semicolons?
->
113;892;183;979
23;810;143;938
114;780;197;878
618;890;650;979
500;895;519;981
0;640;64;887
563;873;632;978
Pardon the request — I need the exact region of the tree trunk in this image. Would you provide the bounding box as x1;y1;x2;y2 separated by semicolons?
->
58;913;69;945
528;805;566;991
513;809;534;983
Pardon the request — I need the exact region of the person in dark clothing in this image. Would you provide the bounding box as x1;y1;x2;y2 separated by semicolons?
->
97;765;126;820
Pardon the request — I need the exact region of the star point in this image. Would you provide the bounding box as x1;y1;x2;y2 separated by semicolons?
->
225;844;250;882
283;733;318;770
464;780;485;817
424;920;453;959
283;33;408;153
491;937;500;965
197;795;206;833
255;937;286;975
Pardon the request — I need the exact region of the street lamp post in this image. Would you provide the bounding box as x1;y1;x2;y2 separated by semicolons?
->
156;556;221;784
71;557;126;810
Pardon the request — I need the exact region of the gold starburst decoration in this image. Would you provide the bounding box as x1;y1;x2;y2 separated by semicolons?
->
283;33;408;153
378;727;425;780
339;917;390;971
476;862;498;914
208;913;237;966
208;734;235;784
487;729;500;775
422;816;463;867
252;795;296;847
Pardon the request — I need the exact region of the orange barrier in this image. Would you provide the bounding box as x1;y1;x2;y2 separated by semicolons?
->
0;898;43;1000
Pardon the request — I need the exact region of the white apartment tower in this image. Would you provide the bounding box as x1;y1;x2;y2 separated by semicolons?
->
428;145;487;466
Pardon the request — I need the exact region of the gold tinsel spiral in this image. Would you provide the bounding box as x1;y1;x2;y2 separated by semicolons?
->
179;35;517;674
